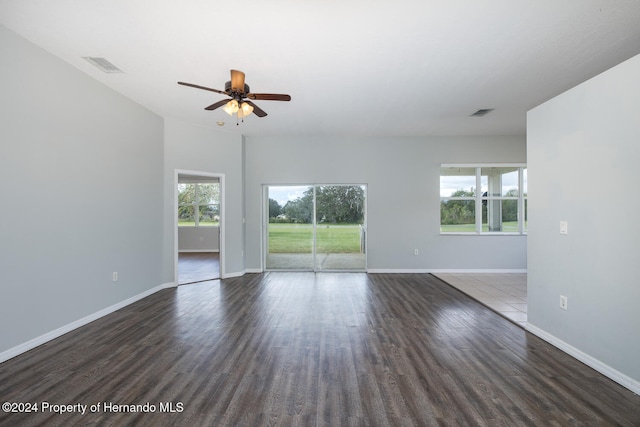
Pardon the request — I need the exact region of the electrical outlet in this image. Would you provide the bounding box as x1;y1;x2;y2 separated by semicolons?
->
414;249;419;256
559;295;568;310
112;272;118;282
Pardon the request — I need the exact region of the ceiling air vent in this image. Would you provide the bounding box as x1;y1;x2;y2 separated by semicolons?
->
470;108;494;117
83;57;124;73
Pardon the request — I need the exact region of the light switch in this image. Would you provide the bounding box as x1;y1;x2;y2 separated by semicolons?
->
560;221;568;235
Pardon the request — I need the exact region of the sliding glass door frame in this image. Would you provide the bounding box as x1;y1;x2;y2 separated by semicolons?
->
263;184;367;272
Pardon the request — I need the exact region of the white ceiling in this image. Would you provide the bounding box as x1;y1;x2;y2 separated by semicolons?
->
2;0;640;137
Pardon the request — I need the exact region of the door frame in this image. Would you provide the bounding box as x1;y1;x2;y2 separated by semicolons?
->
263;183;367;272
174;169;225;283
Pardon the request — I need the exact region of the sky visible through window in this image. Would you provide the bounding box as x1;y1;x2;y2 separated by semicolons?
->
440;169;527;197
268;186;311;206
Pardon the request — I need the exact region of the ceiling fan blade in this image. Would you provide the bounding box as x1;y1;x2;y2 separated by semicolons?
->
204;99;231;111
230;69;246;92
245;100;267;117
178;81;227;96
247;93;291;101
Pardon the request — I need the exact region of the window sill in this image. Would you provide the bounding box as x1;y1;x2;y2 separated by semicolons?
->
440;232;527;236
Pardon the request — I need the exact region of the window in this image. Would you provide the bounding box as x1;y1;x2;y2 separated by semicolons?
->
440;164;527;234
178;182;220;227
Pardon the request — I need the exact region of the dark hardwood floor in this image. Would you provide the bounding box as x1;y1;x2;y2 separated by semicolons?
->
1;273;639;426
178;252;219;284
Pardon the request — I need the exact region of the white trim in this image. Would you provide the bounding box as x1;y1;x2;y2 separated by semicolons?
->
368;269;433;274
440;232;527;236
178;249;220;253
367;269;527;274
220;268;527;275
526;323;640;395
441;163;527;168
222;270;246;279
430;268;527;274
174;170;226;282
0;282;176;364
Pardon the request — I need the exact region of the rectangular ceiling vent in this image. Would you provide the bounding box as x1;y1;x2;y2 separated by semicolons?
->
470;108;494;117
83;57;124;73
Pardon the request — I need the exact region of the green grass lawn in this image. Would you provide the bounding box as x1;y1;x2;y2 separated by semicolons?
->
268;223;363;253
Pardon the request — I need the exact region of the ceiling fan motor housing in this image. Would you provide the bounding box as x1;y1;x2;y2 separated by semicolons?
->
225;81;250;97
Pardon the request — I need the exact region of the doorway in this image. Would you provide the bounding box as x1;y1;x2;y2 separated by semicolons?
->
175;171;225;284
264;184;366;271
178;252;220;284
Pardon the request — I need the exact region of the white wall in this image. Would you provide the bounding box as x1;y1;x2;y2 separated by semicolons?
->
244;135;527;272
178;227;219;251
527;54;640;391
163;118;244;280
0;25;164;355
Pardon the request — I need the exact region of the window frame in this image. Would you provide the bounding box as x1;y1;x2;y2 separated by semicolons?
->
178;181;220;227
440;163;527;235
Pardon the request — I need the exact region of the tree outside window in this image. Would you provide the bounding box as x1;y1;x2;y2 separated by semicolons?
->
440;165;527;234
178;182;220;227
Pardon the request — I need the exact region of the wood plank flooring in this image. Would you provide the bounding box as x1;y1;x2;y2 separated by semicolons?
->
178;252;219;284
1;273;639;426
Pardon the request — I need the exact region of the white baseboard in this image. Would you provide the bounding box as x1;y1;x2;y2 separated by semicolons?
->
368;269;432;274
367;268;527;274
430;269;528;274
222;270;246;279
235;268;527;277
0;282;176;364
526;323;640;395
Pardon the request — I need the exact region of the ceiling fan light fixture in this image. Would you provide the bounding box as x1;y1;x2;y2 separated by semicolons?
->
223;99;239;116
241;102;254;116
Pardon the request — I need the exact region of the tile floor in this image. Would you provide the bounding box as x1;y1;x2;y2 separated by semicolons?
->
433;273;528;328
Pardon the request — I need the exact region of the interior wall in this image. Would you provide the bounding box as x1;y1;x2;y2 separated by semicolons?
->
244;135;527;272
527;53;640;390
163;118;244;280
178;227;219;251
0;25;164;354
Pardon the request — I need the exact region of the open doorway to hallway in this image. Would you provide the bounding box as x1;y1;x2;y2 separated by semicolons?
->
176;171;224;284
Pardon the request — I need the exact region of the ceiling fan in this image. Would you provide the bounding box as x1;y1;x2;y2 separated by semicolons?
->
178;69;291;119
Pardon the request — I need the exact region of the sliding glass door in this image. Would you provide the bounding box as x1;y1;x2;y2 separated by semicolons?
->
314;185;366;270
265;185;314;270
265;185;366;271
